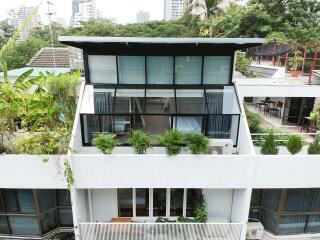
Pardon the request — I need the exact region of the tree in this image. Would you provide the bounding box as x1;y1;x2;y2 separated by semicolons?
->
31;22;66;47
0;20;15;47
1;37;47;70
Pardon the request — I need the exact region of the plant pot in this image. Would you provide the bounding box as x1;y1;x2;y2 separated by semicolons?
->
291;70;300;77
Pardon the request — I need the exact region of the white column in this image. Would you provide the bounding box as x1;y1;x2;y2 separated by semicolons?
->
88;189;93;221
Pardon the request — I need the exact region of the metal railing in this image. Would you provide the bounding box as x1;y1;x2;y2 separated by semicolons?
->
79;222;243;240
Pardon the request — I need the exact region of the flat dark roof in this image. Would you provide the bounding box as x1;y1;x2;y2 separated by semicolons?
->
59;36;265;55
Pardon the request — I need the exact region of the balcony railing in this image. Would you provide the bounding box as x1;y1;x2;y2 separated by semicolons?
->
79;222;243;240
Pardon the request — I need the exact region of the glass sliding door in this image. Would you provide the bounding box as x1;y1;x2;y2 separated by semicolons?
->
153;189;166;217
136;189;149;217
118;189;133;217
170;189;184;216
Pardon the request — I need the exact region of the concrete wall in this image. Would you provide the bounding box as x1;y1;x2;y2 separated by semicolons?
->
91;189;118;222
0;155;67;189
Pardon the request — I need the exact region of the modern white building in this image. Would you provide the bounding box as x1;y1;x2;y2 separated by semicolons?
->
136;11;150;24
70;0;99;27
8;6;40;41
164;0;187;20
1;36;320;240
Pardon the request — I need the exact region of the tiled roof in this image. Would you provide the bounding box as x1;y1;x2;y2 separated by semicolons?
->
27;47;70;68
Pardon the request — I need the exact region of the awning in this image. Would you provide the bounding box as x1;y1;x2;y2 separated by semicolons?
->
79;223;243;240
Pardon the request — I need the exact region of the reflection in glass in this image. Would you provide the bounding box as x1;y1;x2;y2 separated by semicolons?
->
306;215;320;233
136;189;149;217
278;216;306;234
170;189;184;216
147;56;173;84
118;189;133;217
260;209;277;233
56;190;71;206
176;90;206;114
38;190;55;212
41;211;58;234
203;56;231;84
88;55;117;84
0;216;9;234
285;189;314;212
58;209;73;226
3;190;35;213
153;189;166;216
262;189;281;211
8;216;40;235
186;189;202;217
172;116;202;133
175;56;202;84
146;89;175;114
118;56;145;84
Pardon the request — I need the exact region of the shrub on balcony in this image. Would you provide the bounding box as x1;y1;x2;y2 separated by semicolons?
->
92;134;120;154
129;130;151;154
157;129;184;156
185;132;209;154
308;134;320;155
260;131;279;155
194;194;208;223
286;135;303;155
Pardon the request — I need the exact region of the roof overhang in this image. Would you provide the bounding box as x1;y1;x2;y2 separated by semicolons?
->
59;36;265;55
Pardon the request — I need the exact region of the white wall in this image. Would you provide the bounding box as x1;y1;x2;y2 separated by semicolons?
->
0;155;67;189
72;154;252;189
203;189;233;221
75;189;89;222
91;189;118;222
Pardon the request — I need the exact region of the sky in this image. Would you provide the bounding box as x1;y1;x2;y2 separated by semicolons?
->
0;0;164;25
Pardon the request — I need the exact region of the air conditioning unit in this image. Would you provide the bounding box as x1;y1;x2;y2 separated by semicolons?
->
207;139;233;155
246;219;264;240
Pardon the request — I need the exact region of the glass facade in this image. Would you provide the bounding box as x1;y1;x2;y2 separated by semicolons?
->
170;189;184;216
0;189;73;237
153;189;166;217
136;189;149;217
250;189;320;235
87;55;233;85
118;189;133;217
81;86;241;146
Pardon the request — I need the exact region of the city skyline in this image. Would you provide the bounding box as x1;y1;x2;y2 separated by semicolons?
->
0;0;164;25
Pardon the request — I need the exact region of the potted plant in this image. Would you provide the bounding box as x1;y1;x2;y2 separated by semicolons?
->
157;129;184;156
185;132;209;154
260;130;279;155
129;130;151;154
286;135;303;155
92;134;120;154
288;50;303;77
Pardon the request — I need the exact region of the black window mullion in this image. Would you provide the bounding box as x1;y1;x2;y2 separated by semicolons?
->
116;56;119;85
145;56;148;85
144;88;147;113
33;190;44;235
14;190;20;212
201;56;204;85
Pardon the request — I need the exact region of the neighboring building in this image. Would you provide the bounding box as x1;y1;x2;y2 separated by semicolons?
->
55;17;67;27
70;0;99;27
164;0;187;20
27;47;70;68
136;11;150;23
8;6;40;41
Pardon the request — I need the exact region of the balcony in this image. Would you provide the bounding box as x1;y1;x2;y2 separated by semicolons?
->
79;222;244;240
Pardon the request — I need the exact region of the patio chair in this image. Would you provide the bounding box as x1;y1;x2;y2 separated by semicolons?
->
255;97;270;112
268;101;283;118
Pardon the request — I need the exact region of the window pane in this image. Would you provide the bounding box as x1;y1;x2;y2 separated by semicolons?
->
186;189;202;217
206;87;240;114
249;208;260;219
41;211;58;234
118;189;133;217
0;192;4;212
170;189;184;216
207;115;239;144
146;89;175;114
147;56;173;84
94;89;115;113
172;116;202;133
118;56;145;84
311;190;320;211
260;209;277;233
114;89;145;113
88;55;117;84
56;190;71;206
279;215;306;234
136;189;149;217
176;90;206;114
17;190;35;213
175;56;202;84
38;190;55;212
203;56;231;84
262;189;281;211
3;189;19;212
59;208;73;226
153;189;166;216
0;216;9;234
8;216;40;235
306;215;320;233
250;190;262;206
285;189;314;212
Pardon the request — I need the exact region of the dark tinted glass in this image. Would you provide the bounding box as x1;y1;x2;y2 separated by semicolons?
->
251;190;262;206
38;190;55;212
58;208;73;226
262;189;281;211
136;189;149;217
186;189;202;217
278;215;306;234
170;189;183;216
0;216;9;234
57;190;71;206
3;189;19;212
285;189;313;212
17;190;35;213
118;189;133;217
8;216;40;235
41;211;58;234
306;215;320;233
153;189;166;216
260;209;277;233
